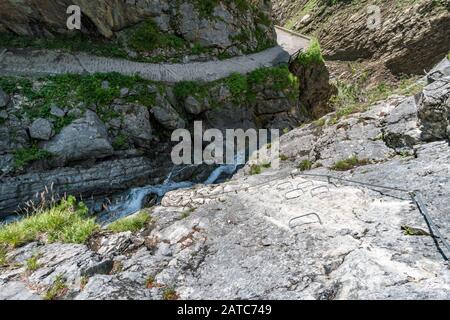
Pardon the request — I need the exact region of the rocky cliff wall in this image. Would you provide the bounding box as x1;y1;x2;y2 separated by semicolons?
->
273;0;450;75
0;0;276;58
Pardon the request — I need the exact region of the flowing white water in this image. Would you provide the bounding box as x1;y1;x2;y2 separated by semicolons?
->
101;152;246;223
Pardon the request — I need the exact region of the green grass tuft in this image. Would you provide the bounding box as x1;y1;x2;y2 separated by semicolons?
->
43;275;67;300
0;196;98;248
330;155;369;171
298;159;312;171
107;212;151;234
26;254;41;272
0;246;7;267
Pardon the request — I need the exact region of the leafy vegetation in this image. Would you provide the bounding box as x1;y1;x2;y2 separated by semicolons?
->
331;155;369;171
0;32;129;59
174;65;298;105
0;72;160;125
298;159;313;171
296;38;324;66
0;246;7;267
13;145;52;169
162;288;179;300
328;73;423;124
26;254;41;272
0;196;98;248
107;212;151;233
249;162;271;175
127;20;186;53
43;275;67;300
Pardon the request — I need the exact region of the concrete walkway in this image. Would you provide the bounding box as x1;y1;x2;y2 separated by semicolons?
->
0;27;309;83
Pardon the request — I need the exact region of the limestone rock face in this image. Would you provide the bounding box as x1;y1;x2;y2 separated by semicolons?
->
43;110;113;163
273;0;450;75
151;94;186;130
0;0;276;55
418;75;450;141
29;118;54;141
289;58;336;121
112;103;153;147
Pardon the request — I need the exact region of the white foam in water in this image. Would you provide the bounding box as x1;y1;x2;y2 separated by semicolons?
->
102;151;246;223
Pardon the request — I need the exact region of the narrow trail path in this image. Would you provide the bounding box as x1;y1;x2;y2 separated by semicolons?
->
0;27;309;82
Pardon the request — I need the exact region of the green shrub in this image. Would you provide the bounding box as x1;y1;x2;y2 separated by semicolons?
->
298;160;312;171
226;73;248;96
107;212;151;233
13;145;52;169
112;134;128;150
296;38;324;66
250;164;262;175
173;80;209;101
128;20;186;52
0;196;98;248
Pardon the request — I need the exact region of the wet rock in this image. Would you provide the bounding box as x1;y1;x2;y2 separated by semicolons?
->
0;156;168;216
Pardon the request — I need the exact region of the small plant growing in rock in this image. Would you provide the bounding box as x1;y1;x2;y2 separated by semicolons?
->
80;276;89;290
331;155;369;171
0;196;98;248
181;208;196;219
162;288;179;300
280;154;289;161
398;150;413;158
13;145;53;169
146;276;155;289
0;246;8;267
298;160;312;171
112;134;128;150
26;254;41;272
107;212;151;233
43;275;67;300
296;38;324;66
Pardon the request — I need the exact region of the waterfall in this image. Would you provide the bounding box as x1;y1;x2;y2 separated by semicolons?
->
100;151;246;223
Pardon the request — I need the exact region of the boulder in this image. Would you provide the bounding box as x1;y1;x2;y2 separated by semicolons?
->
29;118;54;141
418;76;450;141
184;96;206;115
151;94;185;130
113;103;152;147
43;110;113;162
49;105;65;118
